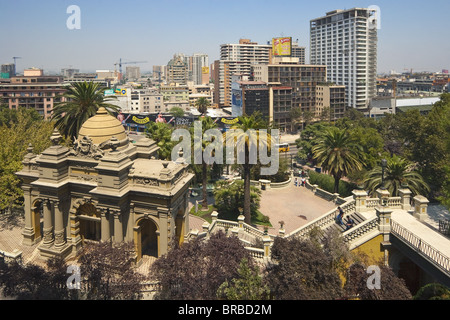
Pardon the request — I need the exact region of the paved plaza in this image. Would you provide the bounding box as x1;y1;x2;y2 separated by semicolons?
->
259;181;338;235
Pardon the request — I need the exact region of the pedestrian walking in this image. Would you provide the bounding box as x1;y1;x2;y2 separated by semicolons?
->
336;207;345;226
294;178;298;187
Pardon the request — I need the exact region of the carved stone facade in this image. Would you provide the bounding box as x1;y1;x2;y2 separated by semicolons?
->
16;108;194;262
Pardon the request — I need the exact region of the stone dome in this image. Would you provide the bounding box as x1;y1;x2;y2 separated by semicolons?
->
78;107;128;146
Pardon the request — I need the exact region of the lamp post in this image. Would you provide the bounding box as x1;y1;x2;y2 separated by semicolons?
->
381;159;387;190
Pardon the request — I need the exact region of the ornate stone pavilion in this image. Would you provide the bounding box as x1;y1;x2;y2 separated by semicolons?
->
16;107;194;262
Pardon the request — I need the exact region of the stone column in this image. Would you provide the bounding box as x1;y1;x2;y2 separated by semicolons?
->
159;211;168;256
399;188;412;211
53;200;66;248
413;195;429;221
238;215;245;229
263;235;272;260
211;211;219;223
21;186;35;245
113;211;123;243
376;205;393;266
42;199;54;246
100;209;111;242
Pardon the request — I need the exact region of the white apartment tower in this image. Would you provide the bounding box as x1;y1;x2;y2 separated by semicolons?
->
310;8;378;110
190;53;209;85
216;39;271;107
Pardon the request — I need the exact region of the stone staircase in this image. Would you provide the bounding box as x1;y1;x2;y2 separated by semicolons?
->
328;211;367;233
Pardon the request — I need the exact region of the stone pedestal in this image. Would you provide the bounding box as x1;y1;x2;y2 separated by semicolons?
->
352;189;368;213
413;195;429;221
399;188;412;211
376;188;390;207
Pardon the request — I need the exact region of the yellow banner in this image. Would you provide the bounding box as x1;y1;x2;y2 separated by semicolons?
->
132;116;150;124
202;66;210;74
221;118;239;125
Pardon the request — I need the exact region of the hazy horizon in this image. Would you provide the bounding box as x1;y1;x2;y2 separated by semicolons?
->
1;0;449;75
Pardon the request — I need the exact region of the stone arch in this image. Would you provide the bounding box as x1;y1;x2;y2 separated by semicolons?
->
77;203;101;242
134;216;160;262
31;198;43;242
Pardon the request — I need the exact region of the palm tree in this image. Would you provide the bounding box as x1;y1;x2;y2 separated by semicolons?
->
51;81;120;140
312;127;364;194
191;116;218;210
228;112;270;224
194;97;210;116
364;155;430;197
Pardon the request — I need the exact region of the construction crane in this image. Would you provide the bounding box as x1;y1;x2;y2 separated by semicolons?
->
114;58;148;76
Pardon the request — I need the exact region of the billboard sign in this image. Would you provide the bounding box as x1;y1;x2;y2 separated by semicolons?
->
104;89;115;96
202;66;210;74
231;89;243;117
272;37;292;56
114;88;127;96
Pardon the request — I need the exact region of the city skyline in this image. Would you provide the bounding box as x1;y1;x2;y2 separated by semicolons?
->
0;0;449;74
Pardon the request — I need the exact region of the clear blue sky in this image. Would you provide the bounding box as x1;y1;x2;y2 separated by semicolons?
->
0;0;448;74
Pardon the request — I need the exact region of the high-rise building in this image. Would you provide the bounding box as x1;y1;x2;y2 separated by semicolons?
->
190;53;209;85
0;69;67;119
291;41;307;65
253;57;327;131
315;84;347;121
310;8;378;110
152;65;167;84
126;66;141;81
167;54;189;85
1;64;16;78
215;39;272;107
61;68;80;78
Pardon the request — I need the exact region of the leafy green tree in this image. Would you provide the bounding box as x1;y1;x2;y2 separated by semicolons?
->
51;81;120;140
414;283;450;300
296;122;334;162
213;180;261;221
194;97;211;116
364;155;430;197
217;258;270;300
145;121;175;160
312;127;364;194
0;108;54;212
169;106;185;118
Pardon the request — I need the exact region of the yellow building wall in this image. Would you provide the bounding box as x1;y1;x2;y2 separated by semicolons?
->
351;234;386;266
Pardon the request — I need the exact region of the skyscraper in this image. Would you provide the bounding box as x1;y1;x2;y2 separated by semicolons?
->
215;39;272;107
190;53;209;85
167;54;189;85
1;64;16;78
126;66;140;81
310;8;378;110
